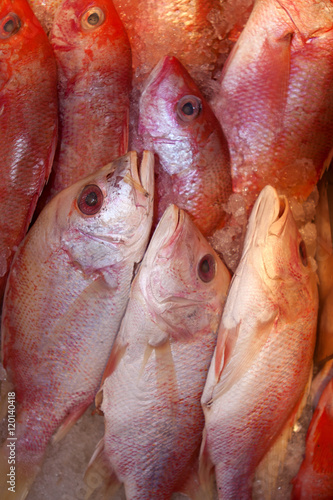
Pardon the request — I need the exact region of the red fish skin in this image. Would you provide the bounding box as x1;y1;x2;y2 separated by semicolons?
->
47;0;131;197
0;0;58;302
139;56;232;237
214;0;333;210
292;375;333;500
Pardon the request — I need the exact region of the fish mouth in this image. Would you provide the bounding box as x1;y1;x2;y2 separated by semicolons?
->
147;204;184;261
141;55;178;94
243;185;289;251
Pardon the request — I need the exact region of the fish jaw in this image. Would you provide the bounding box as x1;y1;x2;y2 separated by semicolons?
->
200;185;318;498
139;55;232;236
215;0;333;209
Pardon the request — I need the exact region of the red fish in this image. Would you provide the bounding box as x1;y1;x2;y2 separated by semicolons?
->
0;0;58;302
46;0;131;198
292;362;333;499
139;55;232;237
214;0;333;210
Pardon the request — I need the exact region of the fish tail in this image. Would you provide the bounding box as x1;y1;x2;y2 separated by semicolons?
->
84;437;121;500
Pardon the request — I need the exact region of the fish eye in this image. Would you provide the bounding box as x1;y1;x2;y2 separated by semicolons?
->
81;7;105;31
198;254;216;283
77;184;104;215
0;13;21;39
176;95;202;123
299;240;308;267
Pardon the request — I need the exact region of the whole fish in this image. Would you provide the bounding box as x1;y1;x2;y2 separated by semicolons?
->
0;0;58;302
139;55;232;237
0;151;154;500
214;0;333;210
292;362;333;499
85;204;231;500
46;0;131;198
200;185;318;499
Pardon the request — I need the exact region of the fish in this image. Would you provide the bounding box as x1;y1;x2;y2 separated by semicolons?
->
45;0;131;198
85;204;231;500
292;360;333;499
0;0;58;303
0;151;154;500
138;55;232;237
200;185;318;499
214;0;333;210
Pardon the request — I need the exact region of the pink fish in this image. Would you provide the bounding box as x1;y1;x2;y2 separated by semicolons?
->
46;0;131;198
200;185;318;499
0;151;154;500
85;204;230;499
139;55;232;237
0;0;58;302
214;0;333;210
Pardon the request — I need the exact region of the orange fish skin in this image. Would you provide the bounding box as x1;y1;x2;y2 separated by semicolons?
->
200;186;318;499
0;0;58;302
0;152;154;499
91;205;230;499
139;56;232;237
292;372;333;500
47;0;131;197
214;0;333;210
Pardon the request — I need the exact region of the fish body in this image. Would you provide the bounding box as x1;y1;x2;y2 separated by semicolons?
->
87;204;230;499
47;0;131;197
139;56;232;237
214;0;333;209
0;151;154;500
292;365;333;499
200;185;318;499
0;0;58;301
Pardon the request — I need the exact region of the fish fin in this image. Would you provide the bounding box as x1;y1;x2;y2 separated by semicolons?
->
310;359;333;408
51;404;88;444
154;339;179;417
213;312;278;400
95;340;128;414
84;438;121;500
214;322;241;383
255;366;313;499
198;426;215;500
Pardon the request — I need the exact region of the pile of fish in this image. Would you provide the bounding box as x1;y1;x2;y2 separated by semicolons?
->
0;0;333;499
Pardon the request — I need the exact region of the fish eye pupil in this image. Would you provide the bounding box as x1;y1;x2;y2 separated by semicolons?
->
198;254;216;283
182;102;194;116
85;191;98;206
200;258;210;274
4;20;14;33
87;12;99;25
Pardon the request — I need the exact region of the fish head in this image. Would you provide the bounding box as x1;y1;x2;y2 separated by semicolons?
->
138;55;221;173
49;151;154;273
0;0;48;69
50;0;129;68
244;185;318;300
139;204;231;340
